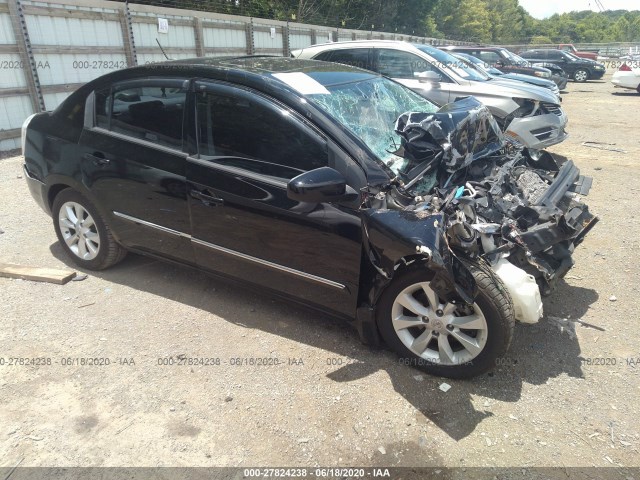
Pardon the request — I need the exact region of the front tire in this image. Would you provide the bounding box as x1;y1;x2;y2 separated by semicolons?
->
52;189;126;270
573;69;589;82
376;260;515;379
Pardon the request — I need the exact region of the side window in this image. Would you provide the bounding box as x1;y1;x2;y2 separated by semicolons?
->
320;49;369;70
477;51;501;65
195;88;328;181
314;51;335;62
95;83;187;149
375;49;448;81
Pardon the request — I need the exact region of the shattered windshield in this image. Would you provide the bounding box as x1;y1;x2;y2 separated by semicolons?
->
306;76;437;177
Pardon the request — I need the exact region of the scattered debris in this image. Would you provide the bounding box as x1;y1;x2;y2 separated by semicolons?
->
77;302;95;309
484;437;492;447
439;383;452;393
594;167;603;171
509;414;518;420
413;375;424;382
27;435;43;441
115;422;133;435
297;438;309;443
604;456;614;464
72;273;88;282
0;262;76;285
0;227;4;234
547;316;577;339
224;395;233;402
378;446;386;454
609;295;617;302
582;141;626;153
589;432;600;438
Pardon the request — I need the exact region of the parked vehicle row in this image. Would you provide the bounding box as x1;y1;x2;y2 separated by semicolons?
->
22;49;598;378
441;46;569;90
293;41;568;151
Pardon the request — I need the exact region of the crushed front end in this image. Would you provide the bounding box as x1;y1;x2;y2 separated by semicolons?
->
361;97;597;324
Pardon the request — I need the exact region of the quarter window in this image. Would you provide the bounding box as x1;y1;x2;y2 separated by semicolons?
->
195;88;328;181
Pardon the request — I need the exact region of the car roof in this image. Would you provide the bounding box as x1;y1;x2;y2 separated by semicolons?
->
79;56;378;94
294;39;422;52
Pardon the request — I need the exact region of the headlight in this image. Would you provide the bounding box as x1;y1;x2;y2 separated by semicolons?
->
21;113;37;155
534;71;551;78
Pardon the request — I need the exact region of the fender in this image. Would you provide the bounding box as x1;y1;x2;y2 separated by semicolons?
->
355;209;477;346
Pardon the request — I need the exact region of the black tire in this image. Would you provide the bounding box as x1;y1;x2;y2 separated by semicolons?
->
52;189;126;270
376;259;515;379
573;68;590;83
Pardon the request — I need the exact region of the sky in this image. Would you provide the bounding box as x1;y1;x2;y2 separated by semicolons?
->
518;0;636;19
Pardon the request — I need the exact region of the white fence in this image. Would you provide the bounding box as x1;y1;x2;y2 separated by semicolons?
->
0;0;468;151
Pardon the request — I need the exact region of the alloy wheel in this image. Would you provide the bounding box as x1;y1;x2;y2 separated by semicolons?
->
58;201;101;260
391;281;488;365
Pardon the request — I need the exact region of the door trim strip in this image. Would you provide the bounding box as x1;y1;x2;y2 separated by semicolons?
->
112;211;346;291
191;237;346;290
113;211;192;238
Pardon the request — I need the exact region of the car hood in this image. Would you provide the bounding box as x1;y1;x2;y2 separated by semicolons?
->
464;79;559;103
394;96;504;175
497;73;556;89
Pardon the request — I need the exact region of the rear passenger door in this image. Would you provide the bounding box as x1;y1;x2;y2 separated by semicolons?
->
79;78;194;264
371;48;452;105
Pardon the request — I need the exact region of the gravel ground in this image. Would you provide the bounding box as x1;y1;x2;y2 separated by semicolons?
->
1;70;639;474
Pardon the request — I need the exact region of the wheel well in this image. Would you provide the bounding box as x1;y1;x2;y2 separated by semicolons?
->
47;184;71;209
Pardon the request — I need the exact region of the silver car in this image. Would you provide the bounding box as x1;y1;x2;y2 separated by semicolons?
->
292;41;568;151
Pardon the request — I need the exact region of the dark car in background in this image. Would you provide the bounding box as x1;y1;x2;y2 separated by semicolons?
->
451;52;560;97
442;46;569;90
519;49;606;83
21;56;596;378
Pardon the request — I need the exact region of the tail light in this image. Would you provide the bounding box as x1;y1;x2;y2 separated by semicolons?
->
620;63;632;71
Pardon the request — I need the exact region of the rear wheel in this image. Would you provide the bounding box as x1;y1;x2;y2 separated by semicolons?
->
573;69;589;82
377;260;515;378
52;189;126;270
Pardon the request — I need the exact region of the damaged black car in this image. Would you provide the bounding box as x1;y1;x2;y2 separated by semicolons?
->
22;57;597;378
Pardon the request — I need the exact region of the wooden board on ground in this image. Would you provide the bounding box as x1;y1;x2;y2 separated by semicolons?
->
0;262;76;285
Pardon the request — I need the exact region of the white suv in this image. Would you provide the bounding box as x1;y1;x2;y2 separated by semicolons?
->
293;40;568;151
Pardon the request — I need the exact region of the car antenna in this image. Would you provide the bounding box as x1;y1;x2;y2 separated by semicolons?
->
156;38;172;60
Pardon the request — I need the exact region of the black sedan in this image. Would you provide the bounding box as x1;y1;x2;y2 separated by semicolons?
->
519;49;606;83
21;57;596;378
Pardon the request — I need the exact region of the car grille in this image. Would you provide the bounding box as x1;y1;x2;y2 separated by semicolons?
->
541;102;563;116
531;126;555;141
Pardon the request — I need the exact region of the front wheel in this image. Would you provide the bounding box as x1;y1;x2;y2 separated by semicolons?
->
573;69;589;82
376;260;515;379
52;189;126;270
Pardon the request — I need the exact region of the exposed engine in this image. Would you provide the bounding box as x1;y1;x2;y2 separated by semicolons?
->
362;97;597;322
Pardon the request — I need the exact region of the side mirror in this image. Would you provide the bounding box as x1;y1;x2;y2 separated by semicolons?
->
415;71;441;84
287;167;354;203
495;60;505;68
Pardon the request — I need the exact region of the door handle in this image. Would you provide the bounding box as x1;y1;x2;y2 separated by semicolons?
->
84;152;111;166
190;189;224;207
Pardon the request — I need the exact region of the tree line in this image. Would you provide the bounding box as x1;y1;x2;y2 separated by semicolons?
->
133;0;640;44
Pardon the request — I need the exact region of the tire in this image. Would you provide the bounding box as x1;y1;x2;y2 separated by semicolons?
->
573;69;589;83
376;260;515;379
52;189;126;270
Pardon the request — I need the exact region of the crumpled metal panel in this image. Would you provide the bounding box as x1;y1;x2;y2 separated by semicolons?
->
394;97;504;173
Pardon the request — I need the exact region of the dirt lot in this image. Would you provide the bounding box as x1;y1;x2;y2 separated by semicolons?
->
1;70;639;474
